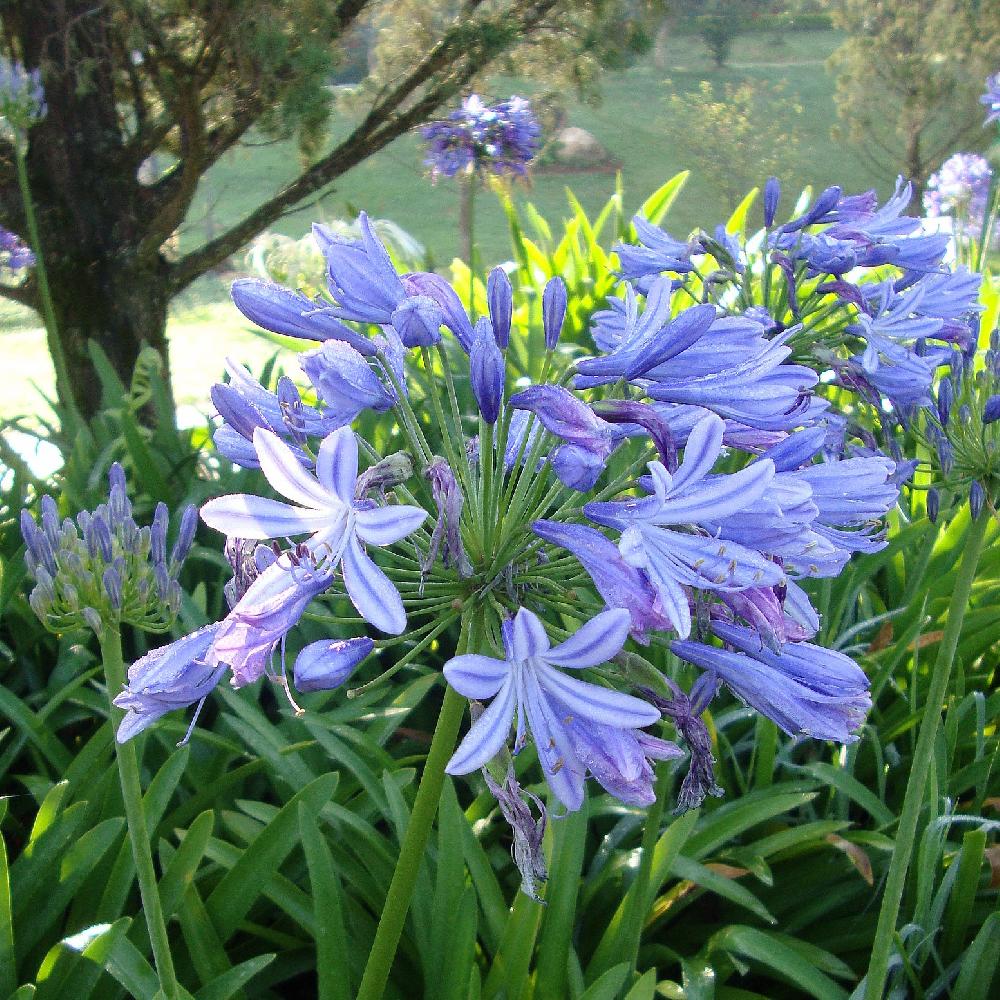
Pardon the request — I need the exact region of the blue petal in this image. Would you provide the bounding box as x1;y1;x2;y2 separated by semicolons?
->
342;535;406;634
354;504;427;546
316;427;358;502
670;414;724;492
544;608;631;668
253;428;330;509
444;654;511;699
201;495;330;539
536;661;660;727
446;677;517;773
510;607;550;661
521;667;585;810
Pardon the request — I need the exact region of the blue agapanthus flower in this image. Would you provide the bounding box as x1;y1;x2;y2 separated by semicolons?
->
201;427;426;634
584;414;784;638
443;607;674;810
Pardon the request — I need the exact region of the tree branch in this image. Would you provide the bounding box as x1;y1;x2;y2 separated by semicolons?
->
169;0;559;292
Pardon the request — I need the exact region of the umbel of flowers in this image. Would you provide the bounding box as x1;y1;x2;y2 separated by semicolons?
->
78;188;962;823
421;94;540;179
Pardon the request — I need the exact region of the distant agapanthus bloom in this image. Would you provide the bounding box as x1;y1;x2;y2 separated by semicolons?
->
422;94;540;179
982;72;1000;126
924;153;993;234
0;56;46;135
0;225;34;272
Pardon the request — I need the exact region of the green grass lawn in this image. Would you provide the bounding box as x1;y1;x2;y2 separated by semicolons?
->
3;27;880;420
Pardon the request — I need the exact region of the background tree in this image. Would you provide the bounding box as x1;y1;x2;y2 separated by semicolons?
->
0;1;655;419
663;78;802;209
829;0;1000;202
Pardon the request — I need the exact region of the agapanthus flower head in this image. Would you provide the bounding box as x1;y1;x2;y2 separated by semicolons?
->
0;56;46;137
422;94;540;179
0;225;34;273
21;465;194;635
924;153;992;235
982;72;1000;126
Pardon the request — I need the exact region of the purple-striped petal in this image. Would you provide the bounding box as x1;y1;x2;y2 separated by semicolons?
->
536;661;660;727
316;427;358;502
544;608;631;669
510;607;550;661
253;428;330;509
201;495;330;539
521;668;585;810
669;414;724;492
342;535;406;634
660;460;775;523
443;654;510;699
354;504;427;546
446;678;517;773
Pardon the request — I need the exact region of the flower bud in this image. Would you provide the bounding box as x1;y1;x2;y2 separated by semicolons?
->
936;379;952;426
470;317;504;424
927;488;940;524
983;394;1000;424
542;277;567;351
969;480;985;520
103;567;123;610
293;637;374;692
170;505;198;569
763;176;780;227
487;267;513;348
390;295;444;348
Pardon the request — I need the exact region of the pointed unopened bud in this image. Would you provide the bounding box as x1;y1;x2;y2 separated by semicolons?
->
927;488;940;524
170;505;197;569
542;277;567;351
487;267;513;348
969;480;985;520
470;317;504;424
293;637;374;692
937;379;952;426
763;176;780;227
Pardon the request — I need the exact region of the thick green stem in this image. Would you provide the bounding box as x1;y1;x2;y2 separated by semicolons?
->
99;627;181;1000
356;613;479;1000
865;513;990;999
15;147;80;426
